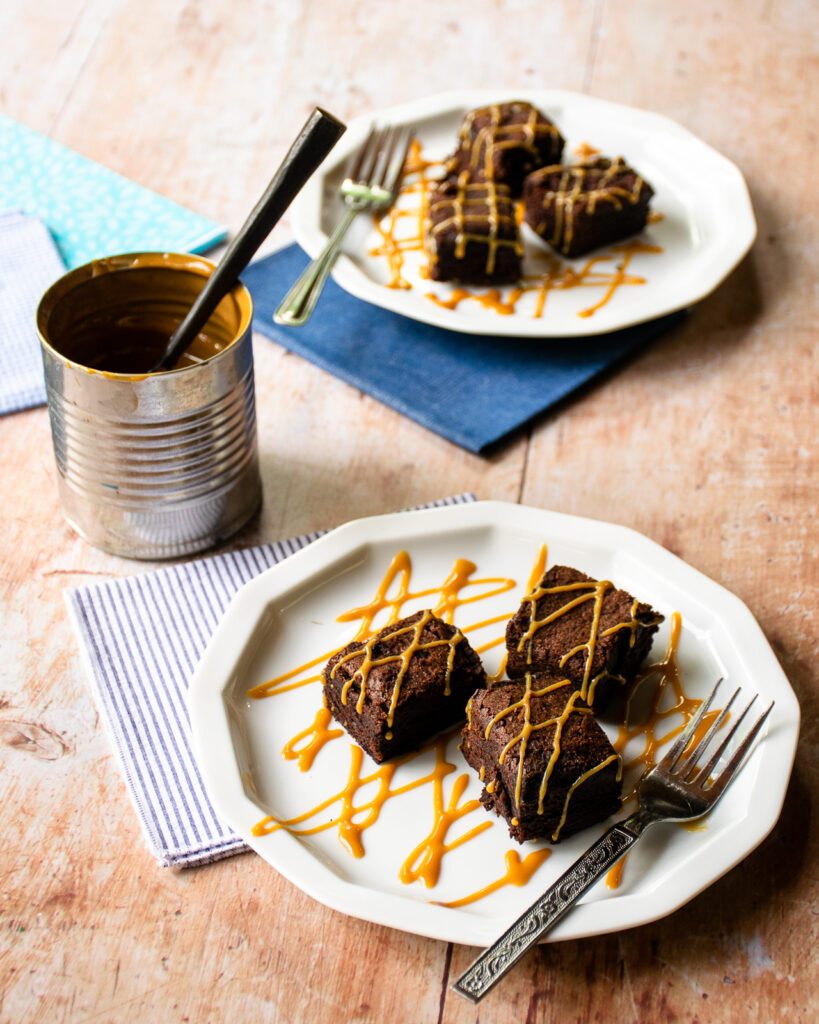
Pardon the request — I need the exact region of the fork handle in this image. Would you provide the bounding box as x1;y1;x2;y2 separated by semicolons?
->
453;815;648;1004
274;207;358;326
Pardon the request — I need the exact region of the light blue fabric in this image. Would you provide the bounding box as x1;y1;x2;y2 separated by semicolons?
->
0;114;226;269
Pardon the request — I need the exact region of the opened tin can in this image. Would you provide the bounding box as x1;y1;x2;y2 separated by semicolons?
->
36;252;262;559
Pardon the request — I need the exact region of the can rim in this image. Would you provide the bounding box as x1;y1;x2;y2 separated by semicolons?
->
36;251;254;380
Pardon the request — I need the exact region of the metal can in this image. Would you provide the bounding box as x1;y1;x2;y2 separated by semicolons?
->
36;252;262;560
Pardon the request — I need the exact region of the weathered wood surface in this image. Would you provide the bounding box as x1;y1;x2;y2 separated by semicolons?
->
1;1;816;1021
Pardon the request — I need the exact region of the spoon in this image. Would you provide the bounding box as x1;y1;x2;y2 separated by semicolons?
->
153;106;346;371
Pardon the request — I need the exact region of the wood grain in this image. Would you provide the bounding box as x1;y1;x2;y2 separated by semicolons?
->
1;1;817;1021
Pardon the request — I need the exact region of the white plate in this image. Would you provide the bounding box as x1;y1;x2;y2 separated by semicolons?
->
188;502;798;945
292;90;756;337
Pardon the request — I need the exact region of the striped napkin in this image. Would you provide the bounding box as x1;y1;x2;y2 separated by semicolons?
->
66;493;476;868
0;211;65;414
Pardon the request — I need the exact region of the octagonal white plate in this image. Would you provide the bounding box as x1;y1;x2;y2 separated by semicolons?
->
291;89;756;337
188;501;798;946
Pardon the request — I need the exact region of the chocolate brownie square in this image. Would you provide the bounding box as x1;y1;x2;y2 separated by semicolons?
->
505;565;663;708
446;101;565;195
323;610;486;763
425;179;522;285
523;157;654;257
462;676;622;843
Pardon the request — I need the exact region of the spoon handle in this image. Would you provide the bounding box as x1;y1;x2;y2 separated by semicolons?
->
157;107;346;371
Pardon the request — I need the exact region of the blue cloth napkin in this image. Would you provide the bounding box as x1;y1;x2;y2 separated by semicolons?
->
0;114;226;269
0;211;65;414
242;245;684;454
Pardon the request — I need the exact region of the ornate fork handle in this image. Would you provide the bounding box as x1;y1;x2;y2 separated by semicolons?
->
454;813;651;1003
274;206;359;326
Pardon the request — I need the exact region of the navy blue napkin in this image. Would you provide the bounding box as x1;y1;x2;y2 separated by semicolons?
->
243;244;683;454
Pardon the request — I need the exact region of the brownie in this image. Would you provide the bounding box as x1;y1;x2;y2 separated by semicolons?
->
462;677;622;843
425;178;522;285
505;565;663;708
323;610;486;763
523;157;654;257
445;101;565;195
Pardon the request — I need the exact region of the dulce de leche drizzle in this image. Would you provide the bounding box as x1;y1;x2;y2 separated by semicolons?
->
330;608;466;731
531;158;648;256
437;848;552;908
249;547;714;907
370;140;662;319
426;177;523;278
517;577;652;707
448;103;562;185
369;140;436;289
604;613;724;890
483;675;623;842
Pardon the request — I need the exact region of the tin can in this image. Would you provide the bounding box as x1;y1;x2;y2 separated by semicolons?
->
36;252;262;560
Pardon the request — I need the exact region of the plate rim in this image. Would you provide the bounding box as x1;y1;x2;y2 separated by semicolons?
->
188;500;799;945
291;88;757;338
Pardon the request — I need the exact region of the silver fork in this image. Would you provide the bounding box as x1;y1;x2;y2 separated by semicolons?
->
453;680;774;1003
274;123;413;326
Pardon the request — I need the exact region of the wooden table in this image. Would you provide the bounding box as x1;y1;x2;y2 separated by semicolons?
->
1;2;816;1020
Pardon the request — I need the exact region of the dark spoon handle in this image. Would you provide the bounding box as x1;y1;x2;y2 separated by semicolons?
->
156;107;346;371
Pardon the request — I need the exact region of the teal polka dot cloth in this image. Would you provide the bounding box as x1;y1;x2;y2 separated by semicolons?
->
0;114;226;270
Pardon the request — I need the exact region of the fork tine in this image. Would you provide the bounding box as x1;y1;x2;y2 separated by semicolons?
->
704;701;774;801
375;125;399;187
678;686;741;779
660;678;723;771
693;692;757;784
348;125;378;183
386;128;414;194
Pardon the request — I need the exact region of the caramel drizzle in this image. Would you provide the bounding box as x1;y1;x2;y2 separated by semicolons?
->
370;140;436;289
552;753;622;842
517;578;650;706
605;613;724;889
531;158;648;256
250;545;712;907
399;767;492;888
483;675;622;836
248;550;515;701
426;177;523;276
485;677;581;812
438;848;552;908
281;707;343;772
253;738;453;856
573;141;601;159
370;140;661;319
456;103;562;181
331;608;465;729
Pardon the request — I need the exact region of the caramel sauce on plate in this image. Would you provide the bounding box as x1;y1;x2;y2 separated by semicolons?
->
248;547;722;906
369;140;663;320
438;848;552;908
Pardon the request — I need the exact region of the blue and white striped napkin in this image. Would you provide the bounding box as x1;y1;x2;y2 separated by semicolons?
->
0;210;65;414
66;494;476;868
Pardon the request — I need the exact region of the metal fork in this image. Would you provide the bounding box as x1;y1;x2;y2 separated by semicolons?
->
274;123;413;326
453;680;774;1003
